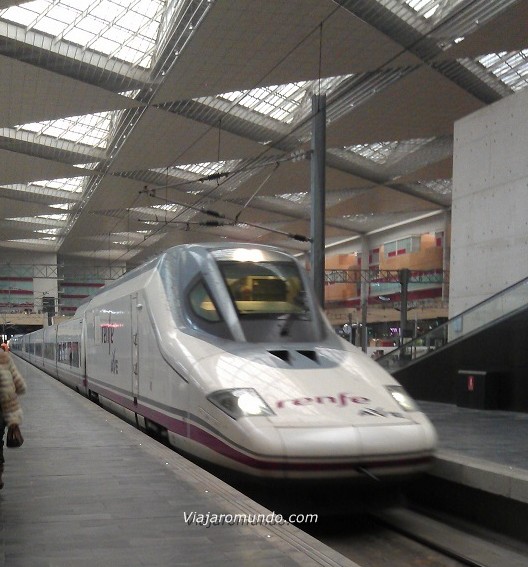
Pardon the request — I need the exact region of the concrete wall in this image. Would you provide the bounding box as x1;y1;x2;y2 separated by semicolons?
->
450;88;528;318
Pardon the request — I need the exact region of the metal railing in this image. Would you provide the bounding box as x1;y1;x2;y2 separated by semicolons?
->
377;275;528;373
324;268;447;285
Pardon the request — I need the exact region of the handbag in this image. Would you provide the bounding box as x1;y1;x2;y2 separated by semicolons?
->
6;424;24;448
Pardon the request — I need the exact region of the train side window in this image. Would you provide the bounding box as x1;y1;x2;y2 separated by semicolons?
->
189;280;221;322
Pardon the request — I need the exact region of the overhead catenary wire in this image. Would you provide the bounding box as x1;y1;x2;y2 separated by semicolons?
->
131;151;310;248
235;161;281;223
134;0;477;238
137;188;311;243
106;0;488;263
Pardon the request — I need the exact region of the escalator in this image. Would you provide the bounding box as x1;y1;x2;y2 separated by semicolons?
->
377;277;528;412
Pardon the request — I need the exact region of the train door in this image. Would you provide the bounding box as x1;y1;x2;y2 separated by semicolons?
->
131;293;139;401
80;318;88;394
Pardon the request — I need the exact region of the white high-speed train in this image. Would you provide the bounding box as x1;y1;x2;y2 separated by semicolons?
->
12;243;436;481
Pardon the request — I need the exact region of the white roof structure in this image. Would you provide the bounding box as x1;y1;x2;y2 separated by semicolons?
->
0;0;527;265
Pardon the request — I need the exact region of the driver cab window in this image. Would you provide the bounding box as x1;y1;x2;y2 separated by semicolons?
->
219;261;319;342
230;276;288;303
222;263;308;317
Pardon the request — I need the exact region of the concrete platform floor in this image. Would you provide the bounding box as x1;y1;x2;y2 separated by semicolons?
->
0;357;359;567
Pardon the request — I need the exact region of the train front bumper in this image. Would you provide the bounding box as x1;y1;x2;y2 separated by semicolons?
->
214;416;437;480
271;420;436;480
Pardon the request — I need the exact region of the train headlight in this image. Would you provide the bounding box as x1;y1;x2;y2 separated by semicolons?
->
386;385;418;412
207;388;275;420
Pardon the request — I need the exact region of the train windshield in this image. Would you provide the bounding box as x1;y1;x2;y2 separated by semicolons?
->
215;255;321;342
183;246;325;342
220;261;307;316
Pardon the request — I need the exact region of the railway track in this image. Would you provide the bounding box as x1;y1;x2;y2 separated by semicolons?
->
373;507;528;567
306;507;528;567
233;479;528;567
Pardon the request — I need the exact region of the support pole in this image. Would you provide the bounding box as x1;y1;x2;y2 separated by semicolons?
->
442;209;451;303
399;268;410;346
310;94;326;307
360;236;369;352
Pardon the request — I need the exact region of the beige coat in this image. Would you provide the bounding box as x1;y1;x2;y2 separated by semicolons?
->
0;351;26;426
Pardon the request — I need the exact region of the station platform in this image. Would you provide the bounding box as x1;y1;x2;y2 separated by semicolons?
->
419;400;528;505
1;357;360;567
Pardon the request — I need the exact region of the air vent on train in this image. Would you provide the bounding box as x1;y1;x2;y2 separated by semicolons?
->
269;350;290;363
297;350;318;363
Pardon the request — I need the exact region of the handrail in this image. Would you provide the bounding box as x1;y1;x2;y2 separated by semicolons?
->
377;275;528;373
324;268;448;285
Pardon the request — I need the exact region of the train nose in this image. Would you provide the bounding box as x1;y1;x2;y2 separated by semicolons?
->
272;422;434;479
275;422;428;457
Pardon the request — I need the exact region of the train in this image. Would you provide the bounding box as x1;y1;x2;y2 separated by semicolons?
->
11;242;437;481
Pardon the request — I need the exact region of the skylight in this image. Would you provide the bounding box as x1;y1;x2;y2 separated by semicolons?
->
0;0;166;69
405;0;441;19
151;203;185;214
415;179;452;195
34;228;62;235
336;138;437;165
345;141;399;164
478;50;528;92
7;238;58;246
30;176;89;194
220;83;310;124
38;214;69;221
7;215;67;226
16;113;113;149
50;203;76;210
209;75;351;126
177;161;233;177
383;0;466;24
277;192;309;204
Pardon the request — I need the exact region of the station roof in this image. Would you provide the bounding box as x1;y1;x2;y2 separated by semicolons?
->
0;0;526;265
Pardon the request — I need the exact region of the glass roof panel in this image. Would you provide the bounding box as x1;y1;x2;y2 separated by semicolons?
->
334;138;437;166
152;203;185;214
177;161;232;177
91;37;120;53
50;203;76;210
477;50;528;92
63;28;93;43
276;192;309;204
345;141;399;164
211;75;351;126
405;0;440;19
380;0;466;27
410;179;452;198
34;228;62;235
91;2;121;19
7;238;58;245
0;0;165;69
15;111;112;149
6;215;67;225
219;82;309;124
35;17;65;36
38;214;69;221
31;177;87;193
1;6;36;26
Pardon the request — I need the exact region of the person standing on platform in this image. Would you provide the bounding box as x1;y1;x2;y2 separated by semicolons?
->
0;349;26;489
